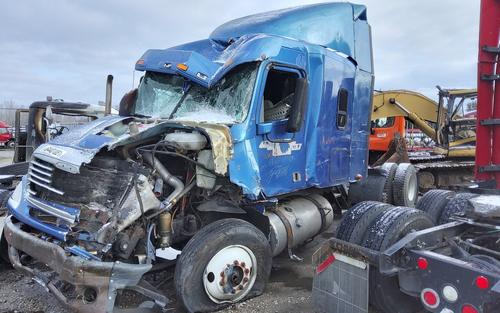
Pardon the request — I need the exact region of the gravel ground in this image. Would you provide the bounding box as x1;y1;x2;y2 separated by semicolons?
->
0;149;14;167
0;229;333;313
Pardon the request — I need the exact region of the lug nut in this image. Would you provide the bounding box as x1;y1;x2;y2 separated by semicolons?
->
244;269;250;274
231;289;236;294
241;262;246;267
233;260;239;266
243;277;248;283
220;272;225;277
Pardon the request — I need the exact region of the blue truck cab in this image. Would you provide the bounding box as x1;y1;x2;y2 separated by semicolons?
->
4;3;373;313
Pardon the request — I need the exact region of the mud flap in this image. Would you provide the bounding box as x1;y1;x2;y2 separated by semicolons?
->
312;243;369;313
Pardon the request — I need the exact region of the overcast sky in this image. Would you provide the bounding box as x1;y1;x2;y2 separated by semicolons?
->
0;0;480;107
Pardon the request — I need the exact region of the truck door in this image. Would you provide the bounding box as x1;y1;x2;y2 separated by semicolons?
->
321;55;355;184
254;65;308;196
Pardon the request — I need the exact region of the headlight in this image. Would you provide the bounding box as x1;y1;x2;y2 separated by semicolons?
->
7;180;23;210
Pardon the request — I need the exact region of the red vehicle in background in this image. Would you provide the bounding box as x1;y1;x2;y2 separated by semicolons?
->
0;121;14;149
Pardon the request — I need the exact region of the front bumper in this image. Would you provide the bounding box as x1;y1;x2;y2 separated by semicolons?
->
3;216;166;313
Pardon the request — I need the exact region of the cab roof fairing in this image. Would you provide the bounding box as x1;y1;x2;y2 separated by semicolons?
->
135;1;371;88
210;2;370;70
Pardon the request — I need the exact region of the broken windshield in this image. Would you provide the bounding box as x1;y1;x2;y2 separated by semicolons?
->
134;62;259;123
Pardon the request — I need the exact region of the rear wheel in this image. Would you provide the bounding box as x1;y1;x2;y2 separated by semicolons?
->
362;206;434;313
416;189;456;224
380;163;398;204
336;201;391;244
174;218;272;313
393;163;418;207
439;192;478;224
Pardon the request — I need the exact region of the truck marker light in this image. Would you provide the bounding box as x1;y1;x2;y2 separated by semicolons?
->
461;304;479;313
417;257;428;270
442;285;458;303
475;275;489;289
421;288;440;309
136;59;145;65
196;72;208;80
177;63;189;71
316;254;335;274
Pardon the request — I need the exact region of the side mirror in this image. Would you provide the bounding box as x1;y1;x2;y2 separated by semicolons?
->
45;105;54;123
286;78;308;133
119;89;138;116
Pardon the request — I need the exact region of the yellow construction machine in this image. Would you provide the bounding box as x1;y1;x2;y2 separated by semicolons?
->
370;87;477;190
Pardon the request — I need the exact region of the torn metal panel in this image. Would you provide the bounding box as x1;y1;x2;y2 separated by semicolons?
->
4;216;159;313
34;116;234;176
181;121;233;175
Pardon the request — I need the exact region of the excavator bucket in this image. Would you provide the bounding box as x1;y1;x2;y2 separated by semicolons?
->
371;133;410;167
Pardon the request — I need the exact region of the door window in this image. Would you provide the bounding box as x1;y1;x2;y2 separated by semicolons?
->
262;69;298;122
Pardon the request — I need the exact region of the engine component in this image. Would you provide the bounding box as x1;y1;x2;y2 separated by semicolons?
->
113;225;145;259
153;178;163;197
266;195;333;256
157;212;172;248
95;174;160;243
164;131;207;151
196;150;216;190
143;152;184;206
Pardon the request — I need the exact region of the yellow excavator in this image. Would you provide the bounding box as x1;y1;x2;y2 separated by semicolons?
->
370;87;477;190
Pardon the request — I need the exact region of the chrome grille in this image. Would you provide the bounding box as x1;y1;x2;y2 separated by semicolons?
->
28;158;64;196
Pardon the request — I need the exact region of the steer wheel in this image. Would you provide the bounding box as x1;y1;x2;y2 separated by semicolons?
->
174;218;272;313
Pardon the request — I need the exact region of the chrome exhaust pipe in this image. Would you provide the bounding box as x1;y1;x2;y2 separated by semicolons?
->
105;75;113;116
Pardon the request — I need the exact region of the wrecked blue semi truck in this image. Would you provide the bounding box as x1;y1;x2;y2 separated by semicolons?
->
3;3;373;313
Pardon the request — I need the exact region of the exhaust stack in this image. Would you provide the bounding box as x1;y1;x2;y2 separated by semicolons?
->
105;74;113;116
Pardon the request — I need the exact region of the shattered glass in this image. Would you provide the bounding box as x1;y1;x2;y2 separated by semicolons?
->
134;73;185;119
134;62;258;123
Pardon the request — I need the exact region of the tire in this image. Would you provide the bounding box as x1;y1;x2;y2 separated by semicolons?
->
7;140;15;149
0;190;11;216
439;192;478;224
0;234;9;266
348;173;386;204
0;190;11;266
467;255;500;274
174;218;272;313
336;201;391;244
362;206;434;313
393;163;418;207
416;189;456;224
380;163;398;204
